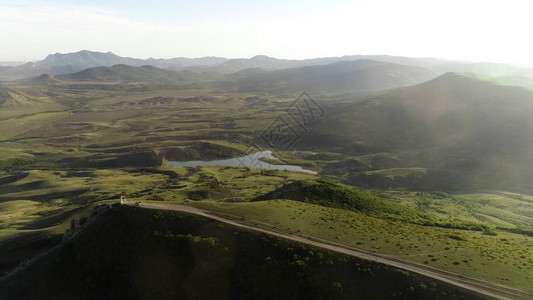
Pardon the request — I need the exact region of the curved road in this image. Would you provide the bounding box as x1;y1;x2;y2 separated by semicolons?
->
132;202;533;300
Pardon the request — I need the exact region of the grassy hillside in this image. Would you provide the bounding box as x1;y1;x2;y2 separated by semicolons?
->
190;199;533;291
376;190;533;231
256;180;437;224
0;206;486;300
302;72;533;192
310;72;533;150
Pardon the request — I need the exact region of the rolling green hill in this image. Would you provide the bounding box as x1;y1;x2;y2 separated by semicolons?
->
255;179;438;224
301;72;533;191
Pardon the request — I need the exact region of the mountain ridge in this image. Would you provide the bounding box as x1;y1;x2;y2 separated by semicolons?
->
228;59;438;94
3;50;533;81
55;64;220;84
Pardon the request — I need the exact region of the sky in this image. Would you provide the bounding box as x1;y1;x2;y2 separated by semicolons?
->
1;0;532;66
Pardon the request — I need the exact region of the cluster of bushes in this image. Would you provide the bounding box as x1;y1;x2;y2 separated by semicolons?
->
259;179;436;225
259;179;504;231
498;227;533;237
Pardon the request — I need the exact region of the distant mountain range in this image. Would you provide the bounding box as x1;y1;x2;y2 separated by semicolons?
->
1;50;532;83
2;50;531;95
227;59;437;94
9;59;436;95
0;50;227;79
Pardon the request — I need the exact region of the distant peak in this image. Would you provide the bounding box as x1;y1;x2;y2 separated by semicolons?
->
251;55;275;60
45;50;114;58
44;53;61;59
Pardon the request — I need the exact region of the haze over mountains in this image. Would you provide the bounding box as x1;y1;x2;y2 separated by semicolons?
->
228;60;437;94
1;50;533;86
55;64;220;86
48;59;435;94
305;72;533;192
1;50;532;99
0;51;227;79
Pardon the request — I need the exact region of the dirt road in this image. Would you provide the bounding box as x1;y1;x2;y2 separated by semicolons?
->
132;202;533;300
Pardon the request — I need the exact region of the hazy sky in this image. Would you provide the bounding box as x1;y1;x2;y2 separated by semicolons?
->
1;0;532;65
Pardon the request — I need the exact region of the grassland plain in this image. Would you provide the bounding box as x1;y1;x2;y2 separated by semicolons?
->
375;190;533;231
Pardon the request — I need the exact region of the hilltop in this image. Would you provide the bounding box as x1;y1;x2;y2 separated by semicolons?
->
26;74;62;86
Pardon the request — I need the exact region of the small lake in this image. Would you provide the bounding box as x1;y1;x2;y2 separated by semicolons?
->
167;150;317;174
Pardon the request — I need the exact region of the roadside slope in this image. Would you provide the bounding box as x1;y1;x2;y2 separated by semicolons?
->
137;203;533;300
0;204;492;300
